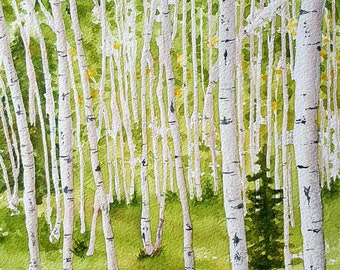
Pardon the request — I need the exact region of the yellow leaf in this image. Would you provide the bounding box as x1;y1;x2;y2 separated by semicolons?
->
86;69;95;79
291;29;297;38
207;37;218;48
113;42;121;50
146;67;152;74
187;69;191;80
91;89;99;99
176;53;184;67
336;55;340;62
272;101;277;111
69;47;77;58
288;19;298;37
275;69;282;75
78;95;83;105
320;50;327;59
321;72;327;81
242;61;249;70
323;38;329;44
330;70;334;78
174;87;182;98
261;74;267;81
136;71;141;80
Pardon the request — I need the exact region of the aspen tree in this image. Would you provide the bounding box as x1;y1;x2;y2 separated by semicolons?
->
181;0;194;199
66;46;86;229
49;1;75;268
68;1;119;268
140;0;157;254
161;0;195;268
236;0;246;205
190;0;202;201
293;1;326;268
265;14;276;174
331;0;339;180
218;0;248;268
11;0;53;230
31;6;63;240
280;3;291;268
109;56;123;203
0;77;19;212
0;3;41;268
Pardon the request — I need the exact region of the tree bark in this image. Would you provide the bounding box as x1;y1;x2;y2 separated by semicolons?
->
293;1;326;269
0;3;41;269
218;0;248;269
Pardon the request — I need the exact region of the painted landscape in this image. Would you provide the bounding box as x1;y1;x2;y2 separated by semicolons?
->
0;0;339;269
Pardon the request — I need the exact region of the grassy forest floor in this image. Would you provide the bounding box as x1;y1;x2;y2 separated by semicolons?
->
0;179;339;270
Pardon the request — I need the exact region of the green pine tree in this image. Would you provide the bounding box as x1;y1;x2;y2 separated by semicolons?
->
245;147;284;270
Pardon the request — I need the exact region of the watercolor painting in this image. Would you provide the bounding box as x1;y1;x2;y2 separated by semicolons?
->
0;0;339;269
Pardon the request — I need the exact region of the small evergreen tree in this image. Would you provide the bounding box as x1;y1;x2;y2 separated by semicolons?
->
245;148;284;270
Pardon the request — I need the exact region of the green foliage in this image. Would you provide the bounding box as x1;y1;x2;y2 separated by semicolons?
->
165;191;178;203
322;177;340;202
245;148;284;270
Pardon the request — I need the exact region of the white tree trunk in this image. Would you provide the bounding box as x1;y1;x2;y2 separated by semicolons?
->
69;1;119;268
0;4;41;269
293;1;326;268
181;0;194;200
49;1;74;268
161;0;195;268
190;0;202;201
218;1;248;269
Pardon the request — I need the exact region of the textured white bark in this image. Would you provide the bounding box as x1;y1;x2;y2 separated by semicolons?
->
331;0;339;180
243;0;285;37
320;99;326;187
218;1;248;269
0;78;19;212
109;57;123;203
154;38;168;251
190;0;202;201
11;0;53;230
254;0;265;178
248;0;257;176
0;3;41;269
113;41;135;202
202;63;219;194
32;10;62;240
293;1;326;268
161;0;195;268
324;8;331;190
280;4;291;269
66;46;86;232
69;1;119;268
139;0;157;254
181;0;194;200
266;14;276;174
236;0;246;209
49;1;74;268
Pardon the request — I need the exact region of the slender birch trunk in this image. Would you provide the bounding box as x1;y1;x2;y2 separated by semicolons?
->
293;1;326;268
280;4;291;269
181;0;194;199
0;4;41;269
190;0;202;201
266;14;276;174
69;1;119;268
139;0;156;254
0;79;19;212
219;1;248;268
236;0;247;209
331;0;339;180
28;1;62;240
161;0;194;268
49;1;74;268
